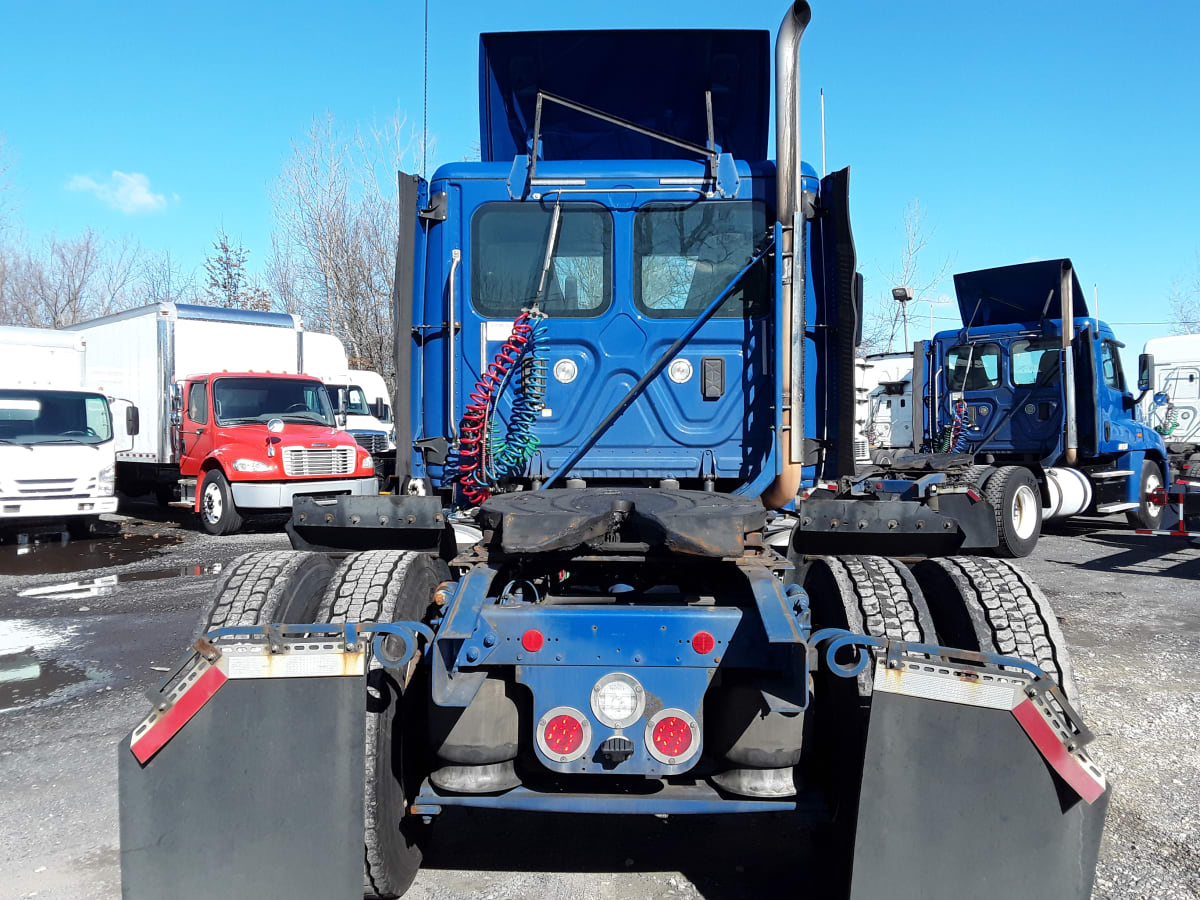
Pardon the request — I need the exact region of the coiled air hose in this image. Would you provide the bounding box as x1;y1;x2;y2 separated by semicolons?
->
454;310;546;504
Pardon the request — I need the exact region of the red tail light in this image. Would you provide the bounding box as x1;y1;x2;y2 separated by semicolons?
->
543;714;583;755
651;716;692;759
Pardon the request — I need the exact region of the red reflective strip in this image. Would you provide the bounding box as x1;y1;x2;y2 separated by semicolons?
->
1135;529;1152;534
130;665;227;764
1011;699;1105;804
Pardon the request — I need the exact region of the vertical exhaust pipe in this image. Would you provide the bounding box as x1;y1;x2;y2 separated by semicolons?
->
762;1;812;508
1061;261;1078;465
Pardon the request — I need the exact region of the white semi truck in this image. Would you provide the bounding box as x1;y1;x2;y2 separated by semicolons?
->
1142;334;1200;477
853;351;914;465
68;304;376;534
0;326;138;537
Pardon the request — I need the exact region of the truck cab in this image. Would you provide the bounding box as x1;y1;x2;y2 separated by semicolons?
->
917;259;1167;548
174;371;377;534
322;375;395;485
0;326;137;539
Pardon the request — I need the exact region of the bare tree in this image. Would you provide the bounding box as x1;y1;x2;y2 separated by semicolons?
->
271;110;425;389
1168;252;1200;335
860;198;953;355
140;250;198;305
204;227;270;311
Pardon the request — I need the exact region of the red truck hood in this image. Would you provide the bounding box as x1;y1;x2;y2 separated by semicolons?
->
216;422;356;450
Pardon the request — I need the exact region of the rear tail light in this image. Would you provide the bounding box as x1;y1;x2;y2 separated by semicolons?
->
645;708;701;766
535;706;591;763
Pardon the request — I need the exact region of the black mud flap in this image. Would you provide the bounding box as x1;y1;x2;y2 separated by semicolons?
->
849;659;1109;899
119;640;366;900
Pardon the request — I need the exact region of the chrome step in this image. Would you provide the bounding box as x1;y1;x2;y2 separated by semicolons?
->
1096;502;1138;513
1089;469;1135;480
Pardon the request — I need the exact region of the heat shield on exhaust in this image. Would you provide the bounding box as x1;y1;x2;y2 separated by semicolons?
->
850;657;1109;900
118;640;366;900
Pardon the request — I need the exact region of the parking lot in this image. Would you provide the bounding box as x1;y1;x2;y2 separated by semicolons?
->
0;504;1197;900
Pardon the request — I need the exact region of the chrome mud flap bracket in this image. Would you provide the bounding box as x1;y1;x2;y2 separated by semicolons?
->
813;632;1110;900
118;623;429;900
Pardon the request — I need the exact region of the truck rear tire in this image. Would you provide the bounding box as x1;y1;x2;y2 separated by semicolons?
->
1126;459;1165;529
802;555;938;697
192;550;333;641
911;556;1078;704
199;468;243;536
317;551;450;900
983;465;1041;558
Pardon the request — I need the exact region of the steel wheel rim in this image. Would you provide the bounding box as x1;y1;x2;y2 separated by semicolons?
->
202;481;223;524
1145;471;1163;520
1012;483;1038;540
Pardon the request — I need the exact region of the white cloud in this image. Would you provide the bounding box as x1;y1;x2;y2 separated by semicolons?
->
66;170;168;214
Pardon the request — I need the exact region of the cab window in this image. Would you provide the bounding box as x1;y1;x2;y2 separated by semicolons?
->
1011;339;1060;386
470;201;611;318
186;382;208;424
633;200;770;318
1101;341;1125;391
946;343;1001;390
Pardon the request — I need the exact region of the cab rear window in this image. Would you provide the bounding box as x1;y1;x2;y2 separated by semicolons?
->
633;200;770;318
946;343;1001;390
470;201;611;318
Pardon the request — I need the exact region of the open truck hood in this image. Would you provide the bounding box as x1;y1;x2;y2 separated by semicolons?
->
479;29;770;162
953;259;1088;328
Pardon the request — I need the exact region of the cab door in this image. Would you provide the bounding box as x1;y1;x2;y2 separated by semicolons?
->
178;379;214;477
1096;339;1135;453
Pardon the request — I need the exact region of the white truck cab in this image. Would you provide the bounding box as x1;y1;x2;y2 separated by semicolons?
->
0;326;138;537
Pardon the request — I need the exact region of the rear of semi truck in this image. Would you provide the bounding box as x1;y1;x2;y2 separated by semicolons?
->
0;326;134;537
118;5;1110;899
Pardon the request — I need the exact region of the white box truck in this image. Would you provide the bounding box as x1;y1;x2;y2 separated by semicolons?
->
1141;334;1200;477
0;326;137;536
853;351;914;465
300;334;395;483
68;304;377;534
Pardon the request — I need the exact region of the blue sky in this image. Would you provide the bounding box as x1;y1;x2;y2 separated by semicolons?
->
2;0;1197;353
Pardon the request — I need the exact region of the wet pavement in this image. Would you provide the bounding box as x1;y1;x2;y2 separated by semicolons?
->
0;503;1195;899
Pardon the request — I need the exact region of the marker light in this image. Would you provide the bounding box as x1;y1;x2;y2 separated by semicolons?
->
645;708;701;765
521;629;544;652
691;631;715;654
590;672;645;728
536;706;591;762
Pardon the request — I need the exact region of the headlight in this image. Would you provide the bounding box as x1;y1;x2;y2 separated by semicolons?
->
361;454;375;470
387;427;396;451
98;464;115;497
233;458;273;473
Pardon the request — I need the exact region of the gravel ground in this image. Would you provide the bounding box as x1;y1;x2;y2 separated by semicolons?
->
0;502;1196;899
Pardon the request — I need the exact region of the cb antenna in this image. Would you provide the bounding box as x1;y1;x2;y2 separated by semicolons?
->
422;0;429;179
820;88;827;178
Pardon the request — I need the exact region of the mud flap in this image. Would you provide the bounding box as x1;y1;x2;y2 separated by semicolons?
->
849;658;1109;899
118;639;366;900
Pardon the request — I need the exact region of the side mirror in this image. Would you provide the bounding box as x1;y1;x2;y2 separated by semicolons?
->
371;399;386;419
1137;353;1155;393
336;412;348;428
126;406;140;437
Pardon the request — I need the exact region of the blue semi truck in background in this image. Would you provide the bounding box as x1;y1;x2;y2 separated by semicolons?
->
912;258;1167;555
117;5;1111;899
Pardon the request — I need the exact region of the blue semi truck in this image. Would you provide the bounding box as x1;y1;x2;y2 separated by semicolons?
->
911;258;1167;555
117;5;1110;899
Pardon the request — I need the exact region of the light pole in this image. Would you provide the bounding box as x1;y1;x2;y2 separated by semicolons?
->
892;286;914;349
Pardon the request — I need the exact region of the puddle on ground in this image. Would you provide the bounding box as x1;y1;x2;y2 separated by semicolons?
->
0;532;184;577
16;563;224;600
0;618;91;713
0;651;87;713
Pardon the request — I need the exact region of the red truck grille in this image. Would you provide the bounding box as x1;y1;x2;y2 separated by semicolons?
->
281;446;355;477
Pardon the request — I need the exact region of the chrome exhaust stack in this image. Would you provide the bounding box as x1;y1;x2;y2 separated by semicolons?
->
763;1;812;508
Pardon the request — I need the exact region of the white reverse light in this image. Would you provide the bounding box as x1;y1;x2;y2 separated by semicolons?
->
553;359;578;384
668;358;693;384
590;672;646;729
